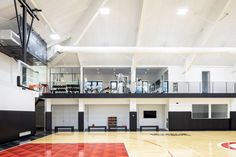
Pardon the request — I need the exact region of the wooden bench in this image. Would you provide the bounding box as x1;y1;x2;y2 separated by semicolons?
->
140;125;159;131
88;126;107;132
108;126;127;131
55;126;74;132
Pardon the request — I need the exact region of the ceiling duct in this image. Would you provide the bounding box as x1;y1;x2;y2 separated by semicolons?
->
0;30;21;46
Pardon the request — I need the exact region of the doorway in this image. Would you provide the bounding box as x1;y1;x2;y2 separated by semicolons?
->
52;105;78;130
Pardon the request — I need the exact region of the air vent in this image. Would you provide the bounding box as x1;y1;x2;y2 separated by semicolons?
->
0;29;20;46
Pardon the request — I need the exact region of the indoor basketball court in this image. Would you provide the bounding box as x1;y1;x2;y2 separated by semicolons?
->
1;0;236;157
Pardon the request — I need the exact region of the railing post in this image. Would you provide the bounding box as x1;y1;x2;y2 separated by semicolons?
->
187;82;190;93
226;82;227;93
212;82;214;93
199;82;201;93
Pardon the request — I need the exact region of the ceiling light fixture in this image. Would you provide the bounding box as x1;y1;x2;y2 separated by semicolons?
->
50;33;61;40
176;8;189;16
99;7;110;15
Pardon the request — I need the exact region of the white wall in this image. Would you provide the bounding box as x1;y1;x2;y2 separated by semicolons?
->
137;104;166;129
230;98;236;111
85;104;129;129
168;65;235;93
0;53;35;111
169;65;234;82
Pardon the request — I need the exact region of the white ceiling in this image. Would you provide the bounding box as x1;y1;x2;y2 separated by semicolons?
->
1;0;235;47
1;0;236;67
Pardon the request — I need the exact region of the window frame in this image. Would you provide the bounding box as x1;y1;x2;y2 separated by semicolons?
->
191;104;229;119
192;104;209;119
211;104;229;119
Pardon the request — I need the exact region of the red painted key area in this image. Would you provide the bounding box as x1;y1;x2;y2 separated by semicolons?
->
0;143;129;157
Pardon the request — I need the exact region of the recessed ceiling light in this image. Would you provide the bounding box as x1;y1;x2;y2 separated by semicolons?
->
99;7;110;15
176;8;189;16
50;33;60;40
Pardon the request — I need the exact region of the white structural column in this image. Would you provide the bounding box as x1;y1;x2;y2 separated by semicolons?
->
45;99;52;112
131;59;136;83
80;66;84;93
230;99;236;112
130;98;137;131
45;99;52;131
130;98;137;112
78;99;85;131
130;56;136;93
78;99;85;112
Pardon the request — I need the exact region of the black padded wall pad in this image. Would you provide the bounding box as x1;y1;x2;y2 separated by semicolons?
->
78;112;84;132
129;112;137;131
0;110;35;144
230;112;236;130
45;112;52;131
168;112;231;131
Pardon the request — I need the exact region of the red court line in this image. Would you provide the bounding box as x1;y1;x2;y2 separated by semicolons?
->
0;143;129;157
221;142;236;151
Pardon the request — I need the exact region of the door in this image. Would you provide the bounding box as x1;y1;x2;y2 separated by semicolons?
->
52;105;78;130
202;71;210;93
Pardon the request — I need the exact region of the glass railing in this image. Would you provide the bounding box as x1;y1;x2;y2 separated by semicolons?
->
39;81;236;95
168;82;236;94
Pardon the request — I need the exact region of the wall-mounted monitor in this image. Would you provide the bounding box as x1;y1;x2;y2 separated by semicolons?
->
144;111;156;118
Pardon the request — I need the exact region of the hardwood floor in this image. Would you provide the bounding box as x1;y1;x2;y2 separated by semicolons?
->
1;131;236;157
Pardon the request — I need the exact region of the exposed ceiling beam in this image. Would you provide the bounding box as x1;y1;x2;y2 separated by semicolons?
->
54;46;236;54
30;0;57;33
184;0;232;73
69;0;109;46
135;0;144;46
183;54;197;74
195;0;232;46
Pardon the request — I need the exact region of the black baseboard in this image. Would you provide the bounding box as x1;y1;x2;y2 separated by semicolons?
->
169;112;231;131
45;112;52;131
0;110;35;144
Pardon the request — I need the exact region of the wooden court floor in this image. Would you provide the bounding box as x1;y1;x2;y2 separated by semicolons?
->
1;131;236;157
